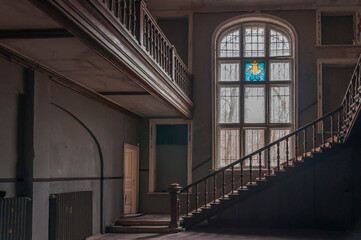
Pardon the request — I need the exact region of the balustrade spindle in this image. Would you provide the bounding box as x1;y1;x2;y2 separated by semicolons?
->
321;120;325;146
117;0;122;20
151;26;155;58
295;133;298;161
259;152;262;179
154;31;158;61
204;179;208;207
337;111;341;138
128;0;132;32
331;114;334;142
158;35;161;64
132;0;136;35
213;174;216;202
113;0;118;17
312;124;316;151
286;138;289;166
123;0;127;26
267;148;271;175
222;171;225;198
231;165;234;193
146;20;151;51
178;192;181;221
186;188;190;216
303;129;307;156
142;16;147;48
195;184;199;212
249;156;253;183
161;40;164;69
277;142;280;171
241;160;244;188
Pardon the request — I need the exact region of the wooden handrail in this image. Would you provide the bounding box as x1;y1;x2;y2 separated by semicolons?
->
340;53;361;141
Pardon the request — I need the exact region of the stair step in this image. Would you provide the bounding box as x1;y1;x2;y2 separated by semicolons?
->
210;199;221;205
192;210;203;216
246;182;258;187
106;225;170;233
114;219;170;226
256;177;267;182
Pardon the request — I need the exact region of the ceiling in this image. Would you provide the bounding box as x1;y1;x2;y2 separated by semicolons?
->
145;0;361;12
0;0;181;118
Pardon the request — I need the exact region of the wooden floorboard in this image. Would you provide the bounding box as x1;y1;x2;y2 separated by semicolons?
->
88;228;361;240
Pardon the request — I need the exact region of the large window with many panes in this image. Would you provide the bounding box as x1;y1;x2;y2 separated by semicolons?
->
215;22;294;169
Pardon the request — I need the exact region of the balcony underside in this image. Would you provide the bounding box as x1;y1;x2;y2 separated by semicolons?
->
0;0;193;118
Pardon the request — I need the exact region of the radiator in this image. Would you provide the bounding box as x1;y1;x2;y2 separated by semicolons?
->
0;197;32;240
49;191;92;240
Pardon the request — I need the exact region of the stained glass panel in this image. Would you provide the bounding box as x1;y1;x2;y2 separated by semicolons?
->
245;61;265;81
270;86;290;123
270;62;290;81
244;86;265;123
244;26;265;57
219;87;239;123
220;63;239;82
219;30;240;57
244;129;265;167
270;129;291;167
219;129;240;166
270;29;290;57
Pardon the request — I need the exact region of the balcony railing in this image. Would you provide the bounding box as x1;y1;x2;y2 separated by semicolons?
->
99;0;192;99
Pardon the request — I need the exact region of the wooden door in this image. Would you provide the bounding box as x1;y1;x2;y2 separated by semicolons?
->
123;144;139;215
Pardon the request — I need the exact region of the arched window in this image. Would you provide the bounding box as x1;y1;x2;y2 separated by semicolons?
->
214;17;296;169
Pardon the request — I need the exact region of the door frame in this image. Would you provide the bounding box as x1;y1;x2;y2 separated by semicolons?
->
123;143;139;214
148;119;192;193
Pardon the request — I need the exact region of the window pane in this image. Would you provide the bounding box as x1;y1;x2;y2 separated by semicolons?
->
220;63;239;82
244;129;264;167
270;62;290;81
244;26;265;57
244;86;265;123
245;61;265;81
219;30;240;57
219;87;239;123
270;29;290;57
219;129;240;166
270;86;290;123
270;129;290;167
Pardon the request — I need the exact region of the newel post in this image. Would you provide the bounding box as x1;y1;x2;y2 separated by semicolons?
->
169;183;181;231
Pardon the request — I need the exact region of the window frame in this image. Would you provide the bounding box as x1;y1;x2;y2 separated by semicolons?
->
316;10;357;46
214;19;296;170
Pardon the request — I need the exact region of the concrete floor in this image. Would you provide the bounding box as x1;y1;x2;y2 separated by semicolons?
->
88;228;361;240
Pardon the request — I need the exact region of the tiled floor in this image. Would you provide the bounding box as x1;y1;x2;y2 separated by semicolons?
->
88;228;361;240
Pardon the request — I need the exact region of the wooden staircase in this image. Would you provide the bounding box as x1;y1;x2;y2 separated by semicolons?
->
181;139;340;228
106;214;172;233
171;54;361;231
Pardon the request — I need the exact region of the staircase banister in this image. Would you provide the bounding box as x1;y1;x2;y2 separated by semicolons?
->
341;53;361;106
173;48;192;77
180;105;343;193
140;1;173;47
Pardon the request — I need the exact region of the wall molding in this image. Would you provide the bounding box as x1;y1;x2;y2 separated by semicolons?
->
0;178;25;183
33;177;123;182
